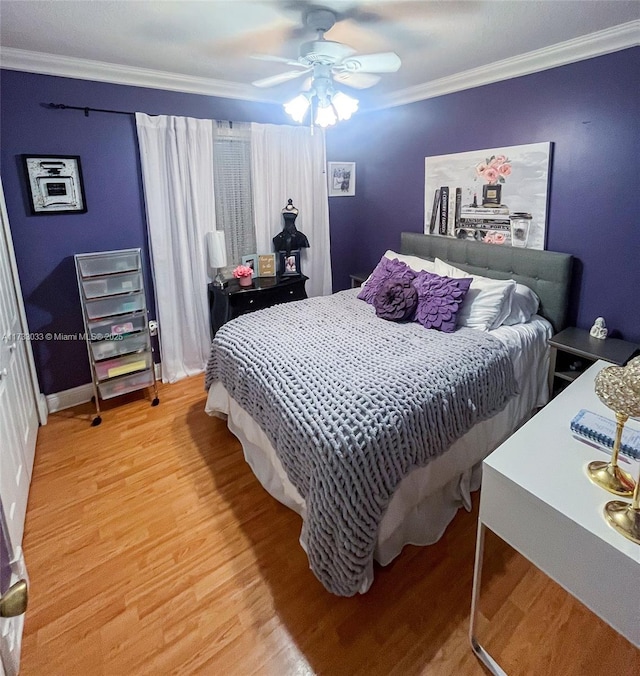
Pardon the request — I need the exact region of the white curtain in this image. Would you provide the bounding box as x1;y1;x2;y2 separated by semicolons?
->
135;113;214;383
251;123;332;297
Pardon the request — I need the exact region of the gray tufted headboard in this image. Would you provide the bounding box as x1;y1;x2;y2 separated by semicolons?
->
400;232;573;332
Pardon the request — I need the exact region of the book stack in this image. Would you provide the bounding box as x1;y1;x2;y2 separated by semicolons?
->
570;409;640;460
456;205;512;244
428;186;461;237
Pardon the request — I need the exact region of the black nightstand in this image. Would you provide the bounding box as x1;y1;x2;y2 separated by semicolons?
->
349;272;370;288
548;327;639;398
208;275;308;336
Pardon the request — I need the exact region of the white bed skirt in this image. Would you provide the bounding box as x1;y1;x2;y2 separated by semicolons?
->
206;318;552;593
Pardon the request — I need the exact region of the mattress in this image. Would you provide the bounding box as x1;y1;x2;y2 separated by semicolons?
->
206;315;552;593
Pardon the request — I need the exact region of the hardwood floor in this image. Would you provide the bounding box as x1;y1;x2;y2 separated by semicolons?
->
20;377;639;675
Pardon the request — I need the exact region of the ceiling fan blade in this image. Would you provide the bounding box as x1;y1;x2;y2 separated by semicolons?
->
332;72;381;89
250;54;306;68
338;52;402;74
252;68;311;88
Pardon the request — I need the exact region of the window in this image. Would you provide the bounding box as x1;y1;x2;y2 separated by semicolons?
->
213;121;256;270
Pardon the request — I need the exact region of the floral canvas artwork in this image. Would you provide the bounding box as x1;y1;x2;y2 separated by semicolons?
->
476;153;512;185
424;142;551;250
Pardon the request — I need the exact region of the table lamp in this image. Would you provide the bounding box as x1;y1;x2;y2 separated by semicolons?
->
207;230;227;287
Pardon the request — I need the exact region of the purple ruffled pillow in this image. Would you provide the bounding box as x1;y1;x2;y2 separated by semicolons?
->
413;271;472;332
372;277;418;321
357;257;416;304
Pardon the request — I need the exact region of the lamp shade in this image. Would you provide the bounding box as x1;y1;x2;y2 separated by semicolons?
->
283;83;359;127
207;230;227;268
283;94;310;123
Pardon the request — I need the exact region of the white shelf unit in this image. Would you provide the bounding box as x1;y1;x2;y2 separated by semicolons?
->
74;248;159;425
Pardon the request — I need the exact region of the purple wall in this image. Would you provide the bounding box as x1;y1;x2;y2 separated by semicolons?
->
0;70;287;394
327;48;640;344
2;50;638;396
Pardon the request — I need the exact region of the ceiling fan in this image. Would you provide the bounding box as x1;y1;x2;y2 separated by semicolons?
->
251;7;402;91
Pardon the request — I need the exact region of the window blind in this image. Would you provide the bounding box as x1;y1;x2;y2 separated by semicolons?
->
213;121;256;270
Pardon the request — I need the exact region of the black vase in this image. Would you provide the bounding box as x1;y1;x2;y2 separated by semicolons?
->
482;183;502;206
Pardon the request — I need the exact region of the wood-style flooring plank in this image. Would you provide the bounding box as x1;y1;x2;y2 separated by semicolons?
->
19;376;639;675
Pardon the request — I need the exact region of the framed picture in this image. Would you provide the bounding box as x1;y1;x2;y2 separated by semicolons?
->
424;142;551;250
241;254;258;276
279;250;301;277
22;154;87;215
257;253;276;277
328;161;356;197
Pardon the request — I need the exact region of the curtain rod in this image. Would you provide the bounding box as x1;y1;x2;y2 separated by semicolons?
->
44;104;233;127
46;103;136;117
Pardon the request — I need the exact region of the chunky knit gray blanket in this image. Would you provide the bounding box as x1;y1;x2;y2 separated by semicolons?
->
205;290;517;596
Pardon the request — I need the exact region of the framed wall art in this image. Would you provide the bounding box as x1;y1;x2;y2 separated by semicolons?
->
328;161;356;197
424;142;552;250
22;154;87;215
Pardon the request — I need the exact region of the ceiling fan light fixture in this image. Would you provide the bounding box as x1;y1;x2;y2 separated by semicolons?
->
315;103;337;128
283;93;311;123
331;91;359;121
255;7;401;127
284;82;358;127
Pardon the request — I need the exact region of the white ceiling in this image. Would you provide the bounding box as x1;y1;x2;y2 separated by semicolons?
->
1;1;638;108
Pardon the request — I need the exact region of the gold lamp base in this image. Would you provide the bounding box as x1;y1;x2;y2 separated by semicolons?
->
604;501;640;544
587;461;635;497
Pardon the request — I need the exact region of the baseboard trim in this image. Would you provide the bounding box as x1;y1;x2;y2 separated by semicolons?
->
36;392;48;425
46;383;94;413
46;362;162;412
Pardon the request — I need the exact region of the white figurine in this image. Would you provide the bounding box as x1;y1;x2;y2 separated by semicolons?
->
590;317;608;340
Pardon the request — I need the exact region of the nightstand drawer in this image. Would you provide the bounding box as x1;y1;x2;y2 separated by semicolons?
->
230;280;306;315
209;275;308;336
231;293;261;316
279;284;307;303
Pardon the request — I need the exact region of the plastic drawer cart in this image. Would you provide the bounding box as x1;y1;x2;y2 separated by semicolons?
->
75;248;159;425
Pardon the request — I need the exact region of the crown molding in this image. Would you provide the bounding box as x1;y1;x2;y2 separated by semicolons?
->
382;20;640;109
1;21;637;108
0;48;269;102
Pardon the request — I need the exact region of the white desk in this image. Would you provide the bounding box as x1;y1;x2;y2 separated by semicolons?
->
470;360;640;674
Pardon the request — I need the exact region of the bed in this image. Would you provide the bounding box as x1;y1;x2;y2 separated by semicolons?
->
205;232;573;596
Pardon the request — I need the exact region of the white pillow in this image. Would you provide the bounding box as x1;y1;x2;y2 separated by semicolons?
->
384;250;436;274
502;284;540;325
434;258;516;331
361;250;435;289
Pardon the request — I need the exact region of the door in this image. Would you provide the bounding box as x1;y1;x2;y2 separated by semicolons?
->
1;503;28;676
0;177;39;548
0;176;40;674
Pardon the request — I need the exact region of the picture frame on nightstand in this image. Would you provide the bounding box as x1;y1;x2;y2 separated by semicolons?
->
257;254;276;277
241;254;258;276
279;250;301;277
